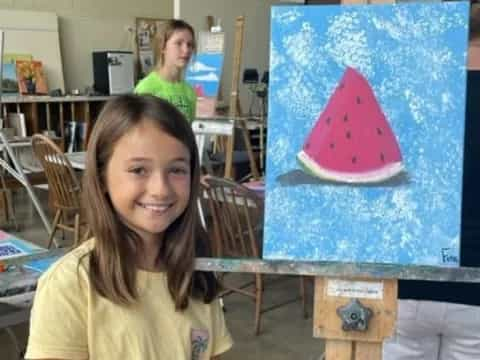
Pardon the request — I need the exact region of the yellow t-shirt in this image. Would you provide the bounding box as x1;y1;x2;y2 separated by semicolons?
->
25;241;233;360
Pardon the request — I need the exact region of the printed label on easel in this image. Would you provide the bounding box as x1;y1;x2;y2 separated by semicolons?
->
327;280;384;299
192;120;233;135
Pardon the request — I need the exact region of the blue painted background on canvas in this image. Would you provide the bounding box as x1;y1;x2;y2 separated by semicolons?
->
263;3;469;266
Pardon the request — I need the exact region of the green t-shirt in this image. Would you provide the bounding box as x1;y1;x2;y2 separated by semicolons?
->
135;72;196;123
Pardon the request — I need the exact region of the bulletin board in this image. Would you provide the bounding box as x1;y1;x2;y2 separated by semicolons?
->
135;17;167;79
0;9;65;92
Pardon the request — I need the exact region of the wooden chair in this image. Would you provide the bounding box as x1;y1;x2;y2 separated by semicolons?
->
31;134;88;248
201;176;308;335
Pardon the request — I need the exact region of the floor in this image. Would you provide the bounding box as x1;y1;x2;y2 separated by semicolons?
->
0;189;325;360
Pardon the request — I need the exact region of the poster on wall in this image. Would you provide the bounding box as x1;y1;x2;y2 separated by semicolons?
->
135;17;166;79
263;3;470;266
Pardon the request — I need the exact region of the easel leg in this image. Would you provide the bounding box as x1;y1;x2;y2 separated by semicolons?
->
326;339;352;360
355;341;382;360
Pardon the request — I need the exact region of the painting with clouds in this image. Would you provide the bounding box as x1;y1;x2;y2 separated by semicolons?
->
186;53;223;97
263;3;469;266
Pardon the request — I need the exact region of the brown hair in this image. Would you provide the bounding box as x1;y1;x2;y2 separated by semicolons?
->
82;94;217;309
153;19;196;67
471;4;480;41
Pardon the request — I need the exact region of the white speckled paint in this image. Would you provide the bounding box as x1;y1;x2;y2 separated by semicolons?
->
264;3;469;266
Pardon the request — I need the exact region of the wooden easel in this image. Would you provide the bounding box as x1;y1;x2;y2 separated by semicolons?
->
314;278;397;359
312;1;397;358
223;16;260;180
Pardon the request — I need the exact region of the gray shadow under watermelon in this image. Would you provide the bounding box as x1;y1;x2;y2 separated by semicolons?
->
276;169;410;187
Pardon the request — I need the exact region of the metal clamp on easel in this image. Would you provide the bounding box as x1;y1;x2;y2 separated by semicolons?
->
337;298;373;332
314;277;397;359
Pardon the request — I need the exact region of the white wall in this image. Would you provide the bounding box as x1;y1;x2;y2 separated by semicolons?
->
178;0;281;113
0;0;173;92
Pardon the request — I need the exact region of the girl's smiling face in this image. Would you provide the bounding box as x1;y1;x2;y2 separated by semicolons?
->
105;118;191;245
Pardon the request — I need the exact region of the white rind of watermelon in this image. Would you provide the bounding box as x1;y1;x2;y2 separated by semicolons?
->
297;67;404;184
297;150;403;183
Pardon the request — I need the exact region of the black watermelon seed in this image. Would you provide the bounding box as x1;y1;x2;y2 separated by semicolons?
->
352;156;357;164
306;143;310;149
326;117;331;125
339;82;345;89
380;153;385;162
343;114;348;122
330;143;335;149
377;127;383;135
356;96;361;104
346;131;351;139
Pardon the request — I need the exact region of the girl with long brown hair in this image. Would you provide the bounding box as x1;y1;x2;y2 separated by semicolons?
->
25;94;232;360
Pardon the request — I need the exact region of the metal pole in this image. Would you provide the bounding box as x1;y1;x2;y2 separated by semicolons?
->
0;132;52;236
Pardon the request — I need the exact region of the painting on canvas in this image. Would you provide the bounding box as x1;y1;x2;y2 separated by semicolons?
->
1;63;18;94
16;60;48;95
263;3;469;266
186;53;224;117
1;53;32;94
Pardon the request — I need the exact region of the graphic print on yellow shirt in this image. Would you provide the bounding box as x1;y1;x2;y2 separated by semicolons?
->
191;328;209;360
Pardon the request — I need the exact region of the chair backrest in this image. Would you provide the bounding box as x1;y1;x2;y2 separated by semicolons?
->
31;134;82;211
201;176;264;258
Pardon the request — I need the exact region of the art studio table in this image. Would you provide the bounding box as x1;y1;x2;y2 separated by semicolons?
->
64;151;86;170
0;229;64;355
63;115;265;174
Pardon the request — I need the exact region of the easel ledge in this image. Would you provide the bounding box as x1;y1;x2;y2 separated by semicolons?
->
195;258;480;283
3;252;479;283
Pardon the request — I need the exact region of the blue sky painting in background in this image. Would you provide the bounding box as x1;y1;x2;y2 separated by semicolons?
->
186;53;223;97
1;63;19;93
263;3;470;266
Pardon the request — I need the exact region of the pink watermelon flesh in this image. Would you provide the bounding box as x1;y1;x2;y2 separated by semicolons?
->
297;67;403;183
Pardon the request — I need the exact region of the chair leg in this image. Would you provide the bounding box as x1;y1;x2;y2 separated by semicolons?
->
61;212;67;240
300;276;309;319
47;209;61;248
4;189;18;231
254;273;263;335
81;227;91;243
4;327;22;360
73;213;80;247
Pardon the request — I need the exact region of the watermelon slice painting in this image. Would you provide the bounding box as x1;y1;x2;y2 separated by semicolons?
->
297;67;404;184
263;3;470;266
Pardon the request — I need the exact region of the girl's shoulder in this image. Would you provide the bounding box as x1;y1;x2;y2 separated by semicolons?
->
40;239;94;283
134;72;163;93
